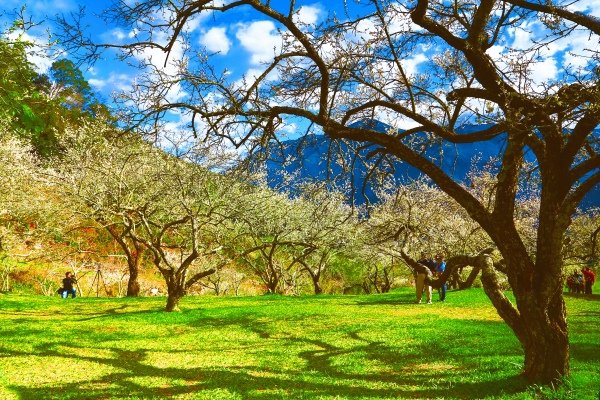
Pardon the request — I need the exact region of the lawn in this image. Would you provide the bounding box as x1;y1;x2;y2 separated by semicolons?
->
0;288;598;399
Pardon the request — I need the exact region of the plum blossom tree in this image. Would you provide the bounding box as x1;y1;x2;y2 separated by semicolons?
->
55;120;245;310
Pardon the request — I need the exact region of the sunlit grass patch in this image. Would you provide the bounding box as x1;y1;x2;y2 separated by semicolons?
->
0;288;598;399
144;349;257;370
1;355;120;386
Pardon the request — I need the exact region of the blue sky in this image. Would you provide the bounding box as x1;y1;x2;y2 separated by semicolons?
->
1;1;341;100
2;0;599;139
1;0;348;142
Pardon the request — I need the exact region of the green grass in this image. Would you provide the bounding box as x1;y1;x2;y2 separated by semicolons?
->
0;288;598;399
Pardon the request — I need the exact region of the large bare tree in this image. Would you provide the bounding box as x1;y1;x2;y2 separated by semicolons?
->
61;0;599;384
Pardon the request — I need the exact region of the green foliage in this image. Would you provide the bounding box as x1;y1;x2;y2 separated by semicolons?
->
0;37;57;156
0;36;105;157
0;289;598;399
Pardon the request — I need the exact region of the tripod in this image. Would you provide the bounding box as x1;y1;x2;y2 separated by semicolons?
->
88;268;109;297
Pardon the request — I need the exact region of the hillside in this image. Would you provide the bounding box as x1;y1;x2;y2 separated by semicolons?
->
265;120;600;208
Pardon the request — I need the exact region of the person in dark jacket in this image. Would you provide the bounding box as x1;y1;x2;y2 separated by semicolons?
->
60;272;77;299
434;254;447;301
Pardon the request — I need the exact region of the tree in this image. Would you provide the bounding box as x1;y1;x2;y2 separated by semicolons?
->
229;181;355;295
47;59;96;110
365;178;494;289
288;183;356;294
53;121;148;296
0;117;40;291
231;186;310;294
101;221;145;297
62;0;600;384
563;209;600;266
0;34;105;157
55;120;241;310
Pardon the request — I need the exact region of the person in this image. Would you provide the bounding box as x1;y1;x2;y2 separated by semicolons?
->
413;262;432;304
582;267;595;295
60;272;77;299
417;252;435;304
567;270;584;293
434;254;447;301
574;270;584;293
399;249;432;304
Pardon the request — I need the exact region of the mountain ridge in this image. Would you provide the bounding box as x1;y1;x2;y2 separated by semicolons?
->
265;120;599;209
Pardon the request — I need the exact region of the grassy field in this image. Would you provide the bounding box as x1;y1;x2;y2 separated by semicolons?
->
0;288;598;400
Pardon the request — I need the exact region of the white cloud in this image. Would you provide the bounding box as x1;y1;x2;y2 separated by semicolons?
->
293;5;322;26
403;53;428;77
530;57;558;84
354;18;377;42
208;0;226;7
233;66;280;93
568;0;600;16
184;15;205;33
109;28;127;41
235;20;282;65
376;107;421;130
128;28;139;39
244;68;266;81
133;30;185;76
200;27;231;55
387;3;422;34
6;31;57;73
486;45;504;60
88;78;107;89
92;73;133;93
511;24;535;50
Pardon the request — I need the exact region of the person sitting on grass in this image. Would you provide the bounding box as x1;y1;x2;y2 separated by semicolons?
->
59;272;77;299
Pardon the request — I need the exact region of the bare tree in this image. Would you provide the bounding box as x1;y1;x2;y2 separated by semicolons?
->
60;0;600;384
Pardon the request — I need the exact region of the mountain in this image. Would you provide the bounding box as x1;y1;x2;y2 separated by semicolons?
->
265;120;599;209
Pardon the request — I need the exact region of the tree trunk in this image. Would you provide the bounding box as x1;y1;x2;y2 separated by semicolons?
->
126;262;140;297
165;285;184;312
161;269;186;312
104;225;142;297
265;277;279;294
521;305;569;383
445;268;458;289
479;254;569;384
313;277;323;295
380;268;392;293
306;268;322;295
458;266;481;289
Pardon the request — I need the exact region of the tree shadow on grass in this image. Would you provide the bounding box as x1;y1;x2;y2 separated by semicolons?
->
570;341;600;364
295;329;527;397
5;339;530;400
0;301;548;399
0;310;531;399
184;313;527;398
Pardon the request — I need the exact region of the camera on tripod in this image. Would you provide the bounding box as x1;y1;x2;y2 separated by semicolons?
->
88;262;109;297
